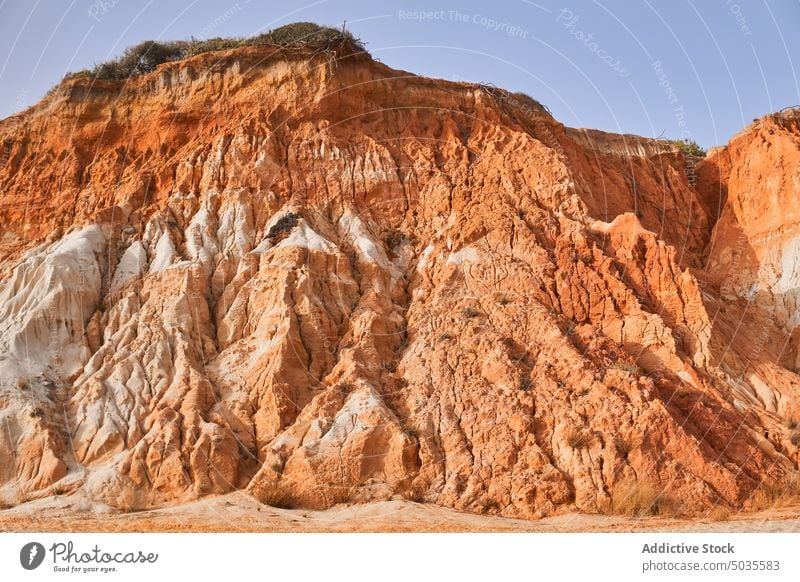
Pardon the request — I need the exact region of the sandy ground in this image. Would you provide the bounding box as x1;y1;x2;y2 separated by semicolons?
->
2;492;800;532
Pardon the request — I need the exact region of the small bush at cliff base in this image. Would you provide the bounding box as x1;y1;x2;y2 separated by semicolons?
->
747;479;800;510
707;505;730;521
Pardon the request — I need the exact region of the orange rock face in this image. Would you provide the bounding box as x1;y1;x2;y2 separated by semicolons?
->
0;44;799;518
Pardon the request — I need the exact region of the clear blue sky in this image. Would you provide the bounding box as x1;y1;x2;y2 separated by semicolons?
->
1;0;798;148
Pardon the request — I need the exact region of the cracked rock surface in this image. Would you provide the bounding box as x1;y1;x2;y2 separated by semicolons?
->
1;44;800;518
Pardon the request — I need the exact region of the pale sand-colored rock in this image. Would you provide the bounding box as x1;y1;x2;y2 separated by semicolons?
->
1;493;800;533
0;42;800;525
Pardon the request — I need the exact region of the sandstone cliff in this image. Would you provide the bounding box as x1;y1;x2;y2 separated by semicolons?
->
1;39;799;519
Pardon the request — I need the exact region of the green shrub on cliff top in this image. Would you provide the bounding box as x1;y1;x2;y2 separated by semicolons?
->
666;139;706;157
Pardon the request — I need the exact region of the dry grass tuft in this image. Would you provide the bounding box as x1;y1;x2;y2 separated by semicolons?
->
748;479;800;510
611;361;639;374
614;436;631;459
566;428;590;449
461;307;481;319
611;482;674;517
707;505;731;522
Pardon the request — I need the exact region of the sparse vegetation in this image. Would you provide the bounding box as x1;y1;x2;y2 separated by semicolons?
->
29;408;44;419
60;22;367;83
395;335;409;353
266;212;301;243
747;479;800;510
261;22;365;51
336;382;355;394
612;361;639;375
461;307;480;319
383;228;406;254
16;377;29;390
614;436;631;459
401;483;427;503
567;428;590;449
116;498;139;513
791;431;800;446
438;332;454;341
573;384;589;396
479;83;550;121
707;505;731;522
666;139;706;158
611;482;674;517
787;418;798;430
518;376;533;392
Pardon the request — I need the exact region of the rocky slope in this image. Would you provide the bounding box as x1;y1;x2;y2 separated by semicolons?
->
1;40;799;520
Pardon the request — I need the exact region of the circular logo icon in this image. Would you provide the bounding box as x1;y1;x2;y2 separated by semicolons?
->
19;542;45;570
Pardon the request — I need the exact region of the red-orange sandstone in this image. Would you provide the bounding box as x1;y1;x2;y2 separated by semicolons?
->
1;44;799;520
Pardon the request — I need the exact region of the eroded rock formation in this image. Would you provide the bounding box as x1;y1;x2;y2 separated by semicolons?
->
1;42;799;518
